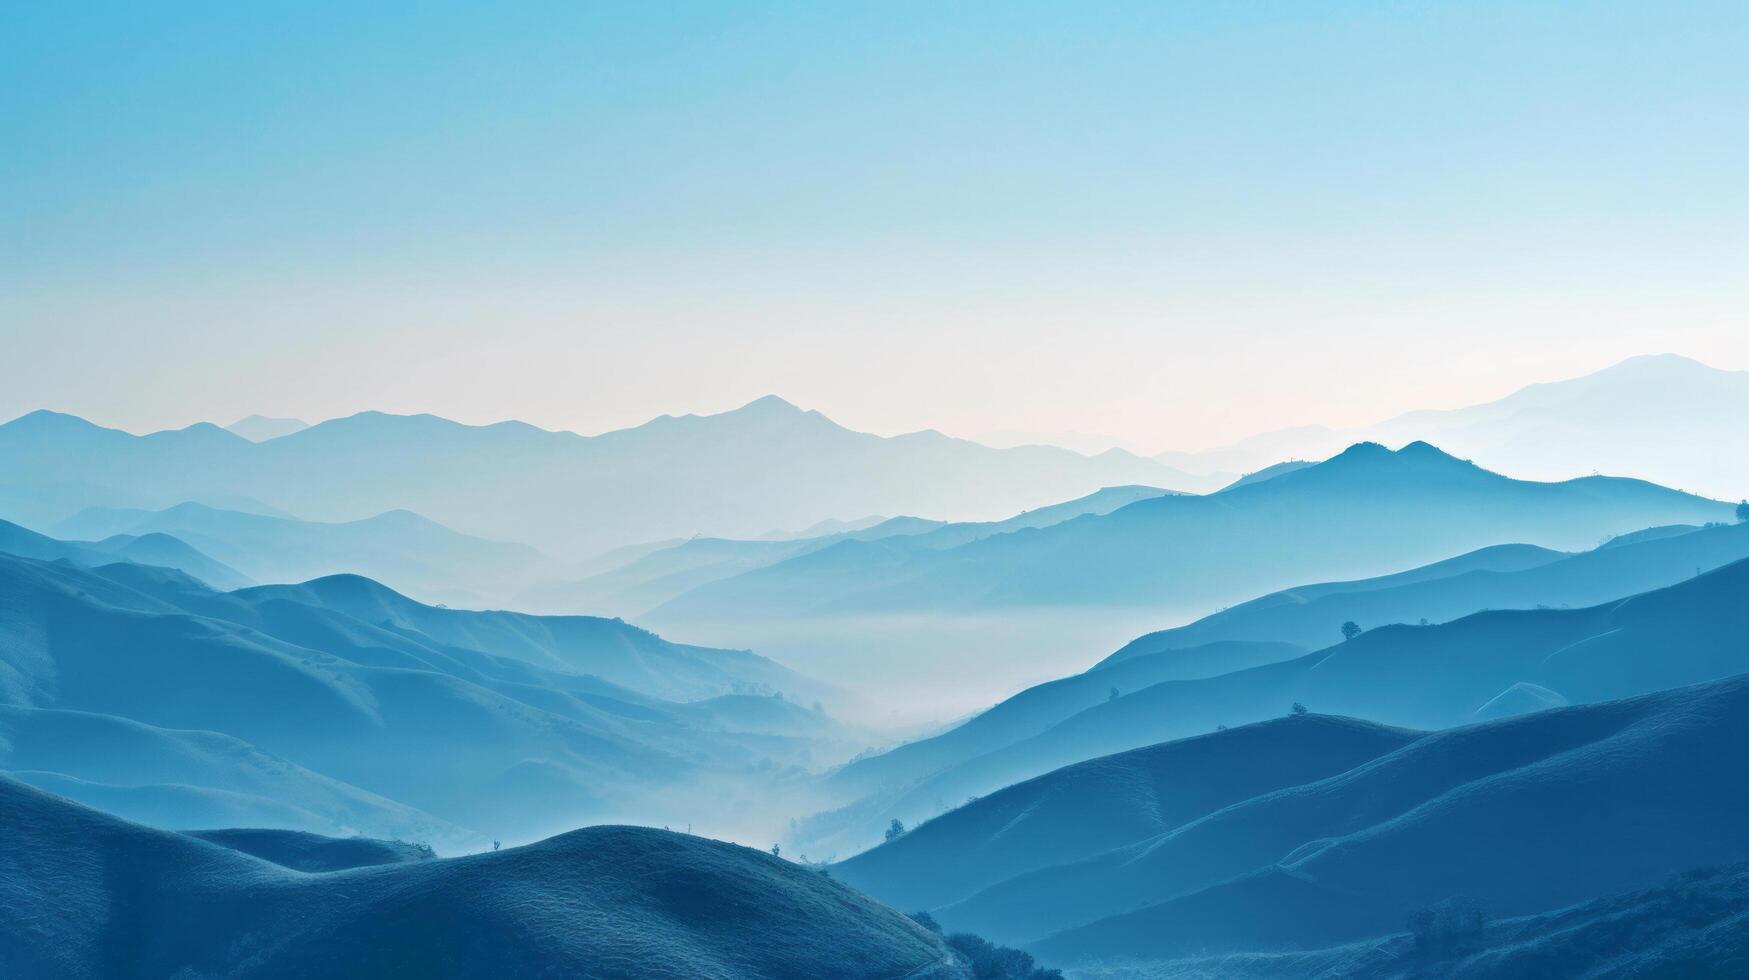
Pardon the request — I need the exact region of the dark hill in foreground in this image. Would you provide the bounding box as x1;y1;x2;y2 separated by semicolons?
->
884;671;1749;960
1100;862;1749;979
0;775;966;979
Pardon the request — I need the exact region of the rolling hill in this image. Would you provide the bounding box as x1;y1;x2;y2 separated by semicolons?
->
1099;517;1749;665
523;485;1173;616
651;441;1731;624
0;516;250;590
806;555;1749;854
0;775;966;979
52;502;555;608
822;513;1749;802
834;671;1749;968
1122;862;1749;979
0;548;848;846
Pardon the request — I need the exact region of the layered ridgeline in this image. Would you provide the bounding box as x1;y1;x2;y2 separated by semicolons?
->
0;397;1212;556
523;485;1175;616
805;533;1749;854
0;546;851;849
0;777;966;980
649;441;1732;623
53;502;558;608
0;516;250;591
832;672;1749;973
1157;353;1749;501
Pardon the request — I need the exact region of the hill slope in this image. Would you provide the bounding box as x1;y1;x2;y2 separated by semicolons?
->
653;441;1730;623
1007;672;1749;961
0;776;965;979
814;557;1749;852
0;551;845;845
53;502;553;607
1100;518;1749;665
0;516;249;590
524;484;1174;616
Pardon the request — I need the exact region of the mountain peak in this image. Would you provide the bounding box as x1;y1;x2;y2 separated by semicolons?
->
734;394;807;415
1;409;106;434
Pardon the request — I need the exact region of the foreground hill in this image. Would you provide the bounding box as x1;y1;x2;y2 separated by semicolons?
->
837;672;1749;967
653;441;1730;623
0;398;1204;555
0;550;846;845
0;776;965;979
833;715;1417;911
53;501;555;608
810;557;1749;852
1085;862;1749;979
187;828;435;872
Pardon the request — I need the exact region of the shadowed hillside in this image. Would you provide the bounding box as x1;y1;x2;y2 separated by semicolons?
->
811;556;1749;853
896;673;1749;959
652;441;1730;623
0;517;249;590
53;502;555;608
1101;518;1749;664
0;550;851;846
0;776;967;979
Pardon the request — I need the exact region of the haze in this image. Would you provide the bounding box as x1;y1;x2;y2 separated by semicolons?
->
4;1;1746;449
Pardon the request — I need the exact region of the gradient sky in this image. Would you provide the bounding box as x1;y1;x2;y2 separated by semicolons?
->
3;1;1746;451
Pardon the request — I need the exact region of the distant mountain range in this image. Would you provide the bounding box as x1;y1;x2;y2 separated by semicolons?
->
53;501;558;608
836;668;1749;969
0;776;965;980
0;542;849;847
650;440;1732;626
0;397;1215;556
523;485;1175;616
0;516;251;590
1158;354;1749;499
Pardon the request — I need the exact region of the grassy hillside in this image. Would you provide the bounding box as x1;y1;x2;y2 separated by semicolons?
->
1101;519;1749;663
0;551;850;845
0;775;967;979
923;672;1749;958
654;442;1731;621
817;557;1749;850
833;715;1417;912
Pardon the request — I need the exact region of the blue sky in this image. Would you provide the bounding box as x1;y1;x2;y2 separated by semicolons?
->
2;1;1745;448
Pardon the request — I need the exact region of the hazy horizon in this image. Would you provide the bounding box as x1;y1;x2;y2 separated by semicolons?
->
6;350;1743;458
6;3;1746;450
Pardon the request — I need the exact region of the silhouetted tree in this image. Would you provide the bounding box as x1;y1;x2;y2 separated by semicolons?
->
1738;500;1749;523
770;843;780;858
945;932;1065;979
1341;620;1363;641
885;818;907;842
908;910;943;934
1291;702;1308;716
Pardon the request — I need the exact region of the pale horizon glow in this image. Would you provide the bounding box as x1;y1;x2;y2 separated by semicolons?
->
4;2;1746;452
